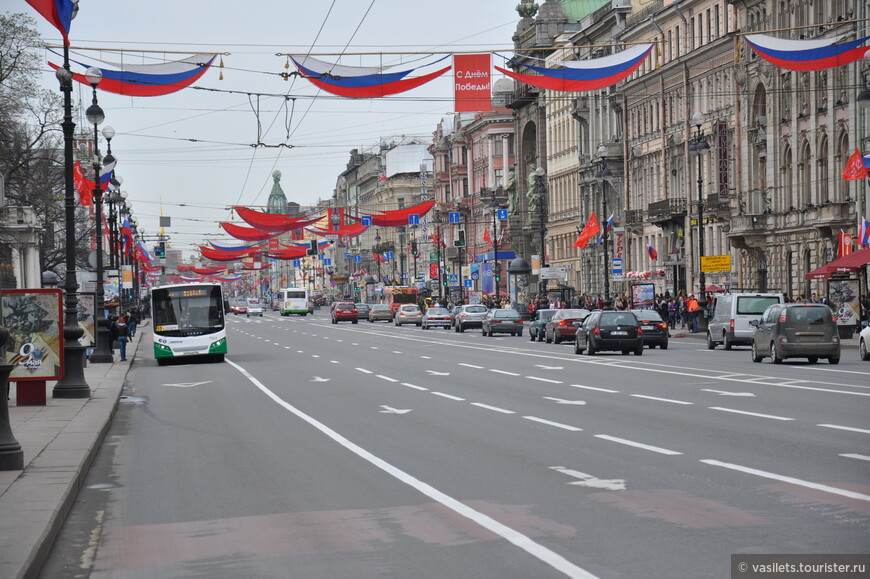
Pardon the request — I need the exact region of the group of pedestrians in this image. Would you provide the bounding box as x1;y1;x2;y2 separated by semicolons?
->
109;306;143;362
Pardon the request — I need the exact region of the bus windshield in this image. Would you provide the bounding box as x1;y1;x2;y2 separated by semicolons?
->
153;286;224;337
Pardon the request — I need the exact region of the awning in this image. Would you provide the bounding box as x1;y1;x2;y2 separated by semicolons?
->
804;248;870;280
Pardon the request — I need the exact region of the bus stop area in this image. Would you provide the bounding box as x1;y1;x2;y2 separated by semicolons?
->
0;330;144;579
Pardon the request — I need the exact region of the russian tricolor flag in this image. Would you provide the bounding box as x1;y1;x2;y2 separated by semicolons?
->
744;34;870;72
596;213;614;245
25;0;76;46
647;244;658;261
859;216;870;249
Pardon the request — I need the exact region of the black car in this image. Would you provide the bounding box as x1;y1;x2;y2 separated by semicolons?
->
630;309;669;349
575;311;643;356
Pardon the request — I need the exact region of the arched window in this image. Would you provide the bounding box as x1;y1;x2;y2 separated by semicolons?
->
834;130;849;200
780;143;792;212
797;137;811;207
817;134;829;204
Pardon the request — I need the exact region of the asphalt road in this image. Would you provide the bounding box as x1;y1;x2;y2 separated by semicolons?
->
40;311;870;578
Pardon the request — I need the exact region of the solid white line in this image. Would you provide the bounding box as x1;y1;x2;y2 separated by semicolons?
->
818;423;870;435
459;363;484;369
356;368;373;374
570;384;619;393
631;394;693;405
470;402;515;414
840;453;870;462
490;369;521;376
527;376;563;384
401;382;428;391
431;392;465;401
709;407;794;421
701;459;870;502
225;358;598;578
523;416;582;431
595;434;682;455
376;375;399;383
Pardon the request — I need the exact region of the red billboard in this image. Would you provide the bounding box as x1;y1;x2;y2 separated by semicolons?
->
453;54;491;112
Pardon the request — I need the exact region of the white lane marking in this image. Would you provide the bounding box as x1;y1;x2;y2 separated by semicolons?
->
401;382;428;391
595;434;682;456
527;376;563;384
818;423;870;435
709;407;794;421
356;368;373;374
330;360;340;364
393;351;403;354
524;417;582;431
352;343;359;346
631;394;693;405
471;402;515;414
550;466;625;490
370;346;379;350
297;350;304;354
535;365;564;370
420;355;432;359
701;389;756;397
491;369;521;376
225;358;597;579
701;459;870;502
379;405;412;414
162;381;212;388
376;375;399;383
431;392;465;401
840;453;870;462
543;397;586;405
426;370;451;376
459;363;484;369
311;355;320;358
570;384;619;393
311;376;330;383
284;346;291;349
803;367;870;375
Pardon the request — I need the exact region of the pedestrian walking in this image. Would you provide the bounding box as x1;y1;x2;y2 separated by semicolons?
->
114;316;131;361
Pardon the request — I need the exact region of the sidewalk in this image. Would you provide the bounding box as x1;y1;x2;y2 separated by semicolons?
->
0;329;145;579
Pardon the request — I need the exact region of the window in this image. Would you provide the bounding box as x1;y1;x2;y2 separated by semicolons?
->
495;168;503;188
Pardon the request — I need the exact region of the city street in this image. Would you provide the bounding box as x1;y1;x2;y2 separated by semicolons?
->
40;311;870;578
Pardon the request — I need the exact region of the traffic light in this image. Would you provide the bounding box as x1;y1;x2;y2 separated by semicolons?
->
411;241;418;257
306;239;318;256
455;230;465;247
154;242;165;256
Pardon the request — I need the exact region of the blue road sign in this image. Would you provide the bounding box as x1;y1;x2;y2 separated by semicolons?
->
353;255;361;263
361;216;373;226
344;252;351;259
322;257;330;265
497;208;508;220
385;251;394;260
612;258;623;275
449;274;459;284
408;214;420;225
463;279;473;288
293;259;301;267
449;211;460;223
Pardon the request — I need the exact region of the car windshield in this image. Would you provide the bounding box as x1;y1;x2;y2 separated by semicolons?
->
494;310;519;318
465;306;487;313
337;304;355;310
400;306;419;312
371;305;389;310
600;312;638;326
427;308;450;315
556;309;588;319
538;310;557;320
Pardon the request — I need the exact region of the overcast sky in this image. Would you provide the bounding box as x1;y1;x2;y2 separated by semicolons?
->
21;0;521;252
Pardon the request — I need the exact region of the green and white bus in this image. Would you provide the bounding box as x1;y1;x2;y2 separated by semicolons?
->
151;283;227;365
276;287;310;316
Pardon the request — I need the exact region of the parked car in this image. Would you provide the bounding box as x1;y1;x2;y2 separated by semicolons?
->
707;292;784;350
246;298;263;317
422;307;453;330
631;309;669;349
750;303;840;364
368;304;394;322
482;309;524;336
575;311;643;355
331;302;358;324
529;309;557;342
395;304;423;326
544;309;590;344
453;304;489;332
354;303;371;320
860;321;870;361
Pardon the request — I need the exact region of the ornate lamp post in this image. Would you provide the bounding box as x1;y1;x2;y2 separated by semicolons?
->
373;230;383;290
534;167;547;294
86;68;113;363
595;145;613;302
52;44;90;398
489;192;501;304
689;111;710;330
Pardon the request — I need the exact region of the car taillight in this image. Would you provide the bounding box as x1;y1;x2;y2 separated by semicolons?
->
637;327;643;335
833;336;840;343
780;314;787;322
460;314;467;318
729;319;735;332
657;323;667;329
593;327;600;336
514;320;523;324
558;320;569;326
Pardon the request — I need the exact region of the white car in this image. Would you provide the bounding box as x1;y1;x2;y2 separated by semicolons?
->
859;322;870;361
394;304;422;326
246;299;264;317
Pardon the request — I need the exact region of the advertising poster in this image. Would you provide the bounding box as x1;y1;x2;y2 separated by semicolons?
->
827;279;860;328
1;289;64;381
77;292;96;347
631;283;656;309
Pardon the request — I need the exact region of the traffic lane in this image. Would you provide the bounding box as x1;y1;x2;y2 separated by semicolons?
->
224;328;868;577
91;339;580;578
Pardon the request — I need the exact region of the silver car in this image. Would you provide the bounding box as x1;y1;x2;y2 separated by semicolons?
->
368;304;393;322
482;309;524;336
394;304;422;326
422;307;452;330
453;304;489;332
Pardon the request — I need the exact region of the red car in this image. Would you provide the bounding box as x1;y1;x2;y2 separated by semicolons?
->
331;302;358;324
544;309;591;344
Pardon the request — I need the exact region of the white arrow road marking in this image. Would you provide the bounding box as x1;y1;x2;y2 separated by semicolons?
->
426;370;451;376
379;405;412;414
162;381;212;388
550;466;626;491
701;389;756;397
311;376;330;382
535;365;564;370
543;397;586;405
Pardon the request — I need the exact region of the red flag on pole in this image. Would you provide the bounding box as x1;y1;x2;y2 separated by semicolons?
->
483;228;492;244
573;213;601;248
836;230;853;259
842;147;868;181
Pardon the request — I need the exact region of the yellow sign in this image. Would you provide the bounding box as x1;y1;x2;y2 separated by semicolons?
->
701;254;731;272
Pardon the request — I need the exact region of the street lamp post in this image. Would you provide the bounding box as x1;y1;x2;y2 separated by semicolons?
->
52;44;90;399
399;228;406;285
595;146;613;302
689;111;711;330
374;230;383;295
534;167;547;294
85;68;113;364
432;211;444;302
489;192;500;305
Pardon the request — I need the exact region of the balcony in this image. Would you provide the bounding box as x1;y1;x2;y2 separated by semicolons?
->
647;198;687;226
625;209;645;226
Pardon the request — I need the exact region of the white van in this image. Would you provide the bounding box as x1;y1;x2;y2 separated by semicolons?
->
706;293;784;349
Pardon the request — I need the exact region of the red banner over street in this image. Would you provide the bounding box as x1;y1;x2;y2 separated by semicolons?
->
454;54;491;112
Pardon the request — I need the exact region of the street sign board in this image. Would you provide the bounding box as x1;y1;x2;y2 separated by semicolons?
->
464;279;473;288
612;258;623;275
408;214;420;225
497;208;508;220
449;212;460;223
353;255;361;263
361;216;373;226
539;266;568;279
701;254;731;272
449;274;459;284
